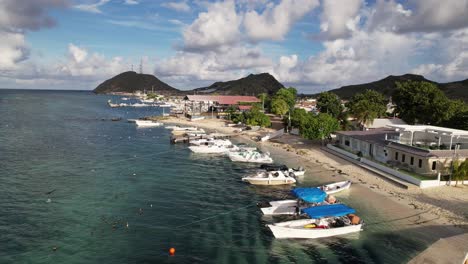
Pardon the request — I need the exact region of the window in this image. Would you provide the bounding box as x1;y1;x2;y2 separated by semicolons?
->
418;159;422;168
395;152;399;160
345;140;350;146
432;161;437;170
410;157;414;165
402;154;406;163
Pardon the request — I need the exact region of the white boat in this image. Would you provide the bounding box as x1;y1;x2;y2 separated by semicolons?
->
135;120;162;127
321;180;352;195
186;131;207;137
260;182;350;215
267;204;363;239
189;143;237;154
260;187;334;215
229;150;273;164
140;99;155;103
190;138;232;146
171;126;198;131
242;171;296;185
191;116;205;121
158;103;172;107
260;164;305;177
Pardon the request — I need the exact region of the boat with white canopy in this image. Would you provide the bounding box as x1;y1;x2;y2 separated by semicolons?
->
267;204;363;239
260;164;306;177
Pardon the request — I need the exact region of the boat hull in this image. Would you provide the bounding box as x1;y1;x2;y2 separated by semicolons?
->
242;178;296;185
268;219;362;239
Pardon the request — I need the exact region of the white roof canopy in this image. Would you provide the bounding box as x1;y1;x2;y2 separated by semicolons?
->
387;125;468;137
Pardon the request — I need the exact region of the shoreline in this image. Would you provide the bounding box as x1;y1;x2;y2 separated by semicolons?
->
160;116;468;229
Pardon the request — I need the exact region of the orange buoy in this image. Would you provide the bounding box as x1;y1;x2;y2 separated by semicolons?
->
169;247;176;256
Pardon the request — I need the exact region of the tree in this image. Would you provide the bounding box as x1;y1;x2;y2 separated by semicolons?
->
299;113;340;140
347;90;387;129
317;92;343;118
244;107;271;127
270;97;289;116
226;106;237;120
393;81;460;125
275;87;297;108
257;93;269;111
452;160;468;187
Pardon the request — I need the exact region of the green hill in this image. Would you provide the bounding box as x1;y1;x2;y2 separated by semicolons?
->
93;71;181;95
94;72;284;96
322;74;468;101
188;73;284;95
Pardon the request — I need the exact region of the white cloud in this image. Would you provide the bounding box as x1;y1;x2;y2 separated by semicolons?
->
367;0;468;34
319;0;363;40
161;1;191;12
155;45;273;88
182;0;241;51
74;0;110;14
243;0;319;41
124;0;139;5
0;32;28;70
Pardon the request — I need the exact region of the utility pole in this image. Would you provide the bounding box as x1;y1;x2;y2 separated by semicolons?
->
139;58;143;74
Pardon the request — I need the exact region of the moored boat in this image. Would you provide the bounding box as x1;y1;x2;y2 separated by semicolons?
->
242;171;296;185
267;204;363;239
321;180;351;194
260;187;339;215
229;150;273;164
135;120;162;127
260;164;306;176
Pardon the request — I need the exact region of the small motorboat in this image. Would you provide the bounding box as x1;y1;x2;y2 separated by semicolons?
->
135;120;162;127
260;164;306;177
242;171;296;185
260;188;340;215
267;204;363;239
229;150;273;164
190;138;232;146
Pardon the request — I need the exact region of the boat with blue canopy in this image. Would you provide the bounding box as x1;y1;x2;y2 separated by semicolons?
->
259;181;351;215
268;204;363;239
291;188;327;203
301;204;355;219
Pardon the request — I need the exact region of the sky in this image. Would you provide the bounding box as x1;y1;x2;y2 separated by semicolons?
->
0;0;467;93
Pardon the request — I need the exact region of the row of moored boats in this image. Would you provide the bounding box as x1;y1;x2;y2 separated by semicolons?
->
164;125;363;239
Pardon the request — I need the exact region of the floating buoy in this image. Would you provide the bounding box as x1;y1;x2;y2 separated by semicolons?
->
46;198;52;203
126;222;129;228
169;247;176;256
150;204;153;208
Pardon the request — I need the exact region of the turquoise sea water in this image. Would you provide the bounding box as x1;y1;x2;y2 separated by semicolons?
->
0;90;461;263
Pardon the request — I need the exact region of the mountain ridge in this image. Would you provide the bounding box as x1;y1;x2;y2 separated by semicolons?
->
93;72;283;96
318;74;468;101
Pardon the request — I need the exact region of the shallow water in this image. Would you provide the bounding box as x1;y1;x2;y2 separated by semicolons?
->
0;90;459;263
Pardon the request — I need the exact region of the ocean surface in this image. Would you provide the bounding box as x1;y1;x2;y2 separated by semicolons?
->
0;89;455;263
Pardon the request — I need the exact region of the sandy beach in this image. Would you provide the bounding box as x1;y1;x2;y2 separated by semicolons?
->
160;116;468;229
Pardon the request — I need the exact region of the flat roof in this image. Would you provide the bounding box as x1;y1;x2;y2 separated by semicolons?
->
387;125;468;136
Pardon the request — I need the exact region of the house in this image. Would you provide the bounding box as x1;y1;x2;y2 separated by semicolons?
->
336;125;468;176
183;95;260;115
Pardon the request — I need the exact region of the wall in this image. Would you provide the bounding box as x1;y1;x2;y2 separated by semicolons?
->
327;144;359;159
360;158;422;185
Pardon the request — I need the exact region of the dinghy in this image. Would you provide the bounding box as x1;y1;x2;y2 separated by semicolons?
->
321;180;351;194
242;171;296;186
267;204;363;239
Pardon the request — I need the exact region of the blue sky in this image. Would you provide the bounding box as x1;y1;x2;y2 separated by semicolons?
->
0;0;467;92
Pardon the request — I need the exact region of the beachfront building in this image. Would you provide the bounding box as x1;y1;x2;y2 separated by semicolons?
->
183;95;260;116
335;125;468;177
